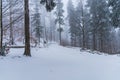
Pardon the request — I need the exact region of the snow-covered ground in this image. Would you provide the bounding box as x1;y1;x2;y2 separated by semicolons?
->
0;44;120;80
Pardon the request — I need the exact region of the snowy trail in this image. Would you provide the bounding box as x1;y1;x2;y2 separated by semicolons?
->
0;44;120;80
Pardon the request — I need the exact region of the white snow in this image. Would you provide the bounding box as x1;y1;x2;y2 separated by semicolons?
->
0;44;120;80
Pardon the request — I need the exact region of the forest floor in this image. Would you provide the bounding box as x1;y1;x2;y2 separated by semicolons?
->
0;43;120;80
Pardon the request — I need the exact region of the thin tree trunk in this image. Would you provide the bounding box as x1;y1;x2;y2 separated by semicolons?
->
24;0;31;56
82;29;85;49
50;12;53;42
93;32;96;50
82;15;85;49
59;23;62;45
9;1;14;45
100;34;104;52
81;0;85;49
44;23;48;42
74;35;77;47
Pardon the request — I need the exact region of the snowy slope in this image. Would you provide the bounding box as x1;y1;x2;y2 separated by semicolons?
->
0;44;120;80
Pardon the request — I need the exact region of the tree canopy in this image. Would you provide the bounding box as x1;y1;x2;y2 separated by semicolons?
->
40;0;56;11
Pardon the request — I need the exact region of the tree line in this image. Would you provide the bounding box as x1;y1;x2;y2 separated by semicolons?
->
0;0;120;56
67;0;120;54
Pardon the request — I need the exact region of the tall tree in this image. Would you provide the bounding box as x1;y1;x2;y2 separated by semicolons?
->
24;0;31;56
55;0;64;45
109;0;120;53
0;0;3;53
75;0;86;49
40;0;56;42
96;0;110;52
8;0;14;45
67;0;76;46
87;0;98;50
86;0;110;51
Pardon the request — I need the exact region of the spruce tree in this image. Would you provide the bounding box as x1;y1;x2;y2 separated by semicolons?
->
96;0;110;52
55;0;64;45
40;0;56;12
87;0;110;51
67;0;76;46
75;0;87;49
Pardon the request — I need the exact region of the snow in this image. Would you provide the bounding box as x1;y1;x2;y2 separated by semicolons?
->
0;44;120;80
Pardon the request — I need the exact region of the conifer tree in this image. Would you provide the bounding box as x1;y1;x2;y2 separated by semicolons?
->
40;0;56;12
55;0;64;45
87;0;110;51
67;0;76;46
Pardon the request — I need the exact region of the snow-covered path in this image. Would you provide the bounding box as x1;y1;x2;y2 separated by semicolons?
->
0;44;120;80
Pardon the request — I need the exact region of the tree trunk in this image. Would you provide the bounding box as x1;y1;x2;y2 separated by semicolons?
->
93;32;96;50
24;0;31;56
59;24;62;45
9;1;14;45
81;0;85;49
82;28;85;49
0;0;3;49
100;34;104;52
50;12;53;42
59;30;61;45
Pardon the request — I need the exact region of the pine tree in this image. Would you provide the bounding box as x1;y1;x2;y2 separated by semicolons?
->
108;0;120;53
87;0;98;50
8;0;14;45
67;0;76;46
87;0;110;51
96;0;110;52
55;0;64;45
75;0;87;49
40;0;56;12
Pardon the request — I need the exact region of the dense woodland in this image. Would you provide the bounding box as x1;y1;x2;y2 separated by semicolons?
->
0;0;120;56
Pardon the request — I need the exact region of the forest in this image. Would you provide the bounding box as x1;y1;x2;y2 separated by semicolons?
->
0;0;120;80
0;0;120;56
